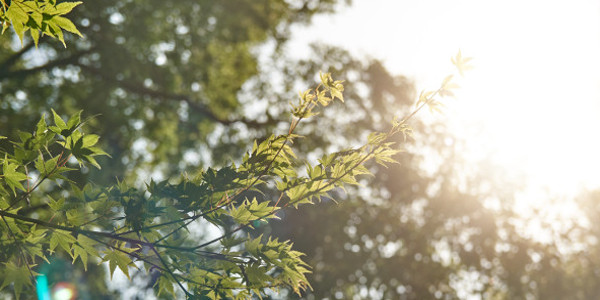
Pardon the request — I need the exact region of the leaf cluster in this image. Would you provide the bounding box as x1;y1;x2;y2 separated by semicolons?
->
0;0;82;46
0;43;474;297
0;71;420;299
0;3;472;296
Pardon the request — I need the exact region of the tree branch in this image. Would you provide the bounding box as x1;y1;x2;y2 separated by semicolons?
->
75;63;279;128
0;207;246;261
0;49;93;80
0;39;37;71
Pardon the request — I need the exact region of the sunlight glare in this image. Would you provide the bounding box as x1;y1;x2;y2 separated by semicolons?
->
290;0;600;240
291;0;600;198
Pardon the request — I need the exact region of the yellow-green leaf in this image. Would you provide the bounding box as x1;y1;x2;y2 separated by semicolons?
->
54;1;82;15
53;15;81;36
104;250;133;280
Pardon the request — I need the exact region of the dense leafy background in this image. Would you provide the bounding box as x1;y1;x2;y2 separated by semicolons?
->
2;0;600;299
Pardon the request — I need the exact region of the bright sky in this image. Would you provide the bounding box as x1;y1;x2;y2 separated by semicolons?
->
290;0;600;200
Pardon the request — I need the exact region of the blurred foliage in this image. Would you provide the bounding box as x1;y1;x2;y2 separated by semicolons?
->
0;0;346;184
1;79;410;298
2;0;600;299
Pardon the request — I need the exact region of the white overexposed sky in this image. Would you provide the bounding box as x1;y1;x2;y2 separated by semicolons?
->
289;0;600;200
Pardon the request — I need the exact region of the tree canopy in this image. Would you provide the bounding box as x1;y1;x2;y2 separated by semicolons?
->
0;1;459;298
3;1;600;300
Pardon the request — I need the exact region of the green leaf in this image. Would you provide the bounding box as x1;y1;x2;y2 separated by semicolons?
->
82;154;101;169
2;156;28;194
81;134;99;147
0;210;24;235
34;154;45;175
155;275;175;297
72;244;88;270
230;198;278;224
47;195;65;211
103;249;134;280
245;235;263;257
36;114;47;136
51;109;67;129
30;28;40;47
24;228;47;244
245;265;272;287
88;146;109;157
30;11;43;27
1;261;36;300
66;110;82;130
49;230;76;255
47;19;65;47
71;234;100;272
54;1;82;15
52;15;81;37
77;234;99;258
6;4;28;45
42;155;59;174
66;209;86;226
